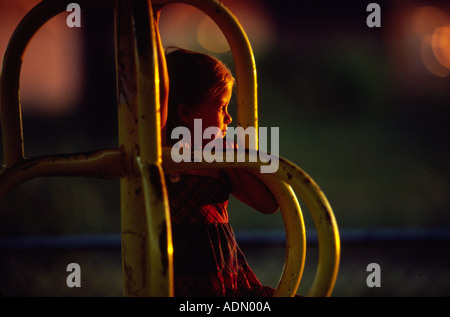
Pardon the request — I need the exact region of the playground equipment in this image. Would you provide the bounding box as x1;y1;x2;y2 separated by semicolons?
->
0;0;340;296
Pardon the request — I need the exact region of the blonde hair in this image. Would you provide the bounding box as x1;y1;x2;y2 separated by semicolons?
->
165;48;234;143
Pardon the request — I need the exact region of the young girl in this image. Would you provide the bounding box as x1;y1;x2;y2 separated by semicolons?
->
154;9;279;297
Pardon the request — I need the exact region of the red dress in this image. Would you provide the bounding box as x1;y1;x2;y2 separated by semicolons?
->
166;169;274;297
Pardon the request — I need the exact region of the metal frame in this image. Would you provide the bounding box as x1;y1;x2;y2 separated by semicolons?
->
0;0;340;297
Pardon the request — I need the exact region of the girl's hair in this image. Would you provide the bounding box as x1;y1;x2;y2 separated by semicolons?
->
165;48;234;143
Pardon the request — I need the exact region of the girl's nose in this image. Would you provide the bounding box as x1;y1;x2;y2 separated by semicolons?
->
224;112;232;124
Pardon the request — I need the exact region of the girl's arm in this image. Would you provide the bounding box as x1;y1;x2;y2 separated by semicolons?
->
226;169;279;215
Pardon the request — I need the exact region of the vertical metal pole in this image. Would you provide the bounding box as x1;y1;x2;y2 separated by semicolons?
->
115;0;150;296
115;0;173;296
131;0;173;296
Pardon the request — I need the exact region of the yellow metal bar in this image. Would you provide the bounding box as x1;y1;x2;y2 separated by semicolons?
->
162;148;340;297
131;0;173;296
0;149;125;202
153;0;258;150
115;0;173;296
257;173;306;297
132;0;162;165
115;0;149;296
137;159;173;296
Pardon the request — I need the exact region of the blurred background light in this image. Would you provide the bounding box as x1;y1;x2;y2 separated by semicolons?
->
159;0;276;55
196;15;229;53
411;6;448;35
0;0;84;116
432;25;450;71
422;34;449;77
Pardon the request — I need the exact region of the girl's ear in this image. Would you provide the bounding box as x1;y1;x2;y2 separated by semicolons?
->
177;104;191;125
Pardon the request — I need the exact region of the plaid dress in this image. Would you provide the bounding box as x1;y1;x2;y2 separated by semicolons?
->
165;169;274;297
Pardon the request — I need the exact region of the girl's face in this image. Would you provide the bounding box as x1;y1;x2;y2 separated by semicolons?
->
185;81;233;143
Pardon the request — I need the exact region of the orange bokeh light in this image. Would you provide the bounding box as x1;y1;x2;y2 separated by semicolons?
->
411;6;450;77
431;25;450;70
421;34;449;78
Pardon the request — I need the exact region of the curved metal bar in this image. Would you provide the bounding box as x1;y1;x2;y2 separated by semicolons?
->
0;148;125;202
161;147;340;297
256;173;306;297
0;0;68;166
0;0;112;167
